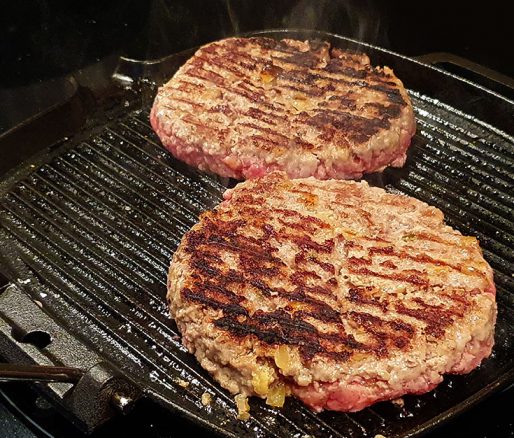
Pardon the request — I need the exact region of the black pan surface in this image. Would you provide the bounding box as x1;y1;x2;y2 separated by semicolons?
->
0;30;513;437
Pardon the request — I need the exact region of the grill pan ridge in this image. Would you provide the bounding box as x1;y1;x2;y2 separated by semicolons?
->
0;30;513;437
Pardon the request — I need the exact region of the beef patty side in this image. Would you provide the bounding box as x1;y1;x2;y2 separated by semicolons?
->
151;37;416;180
167;172;496;412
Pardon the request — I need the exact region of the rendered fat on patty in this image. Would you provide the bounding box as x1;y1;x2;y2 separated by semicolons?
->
167;172;496;413
151;37;416;180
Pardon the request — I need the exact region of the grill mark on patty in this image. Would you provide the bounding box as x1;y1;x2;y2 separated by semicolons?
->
407;231;462;246
239;81;286;109
180;114;222;130
246;106;288;122
183;288;248;316
279;82;334;97
214;309;355;361
172;79;206;92
186;68;281;112
395;301;461;337
167;38;409;157
348;311;413;356
193;38;405;118
306;109;390;143
239;122;289;138
277;51;326;69
294;252;336;274
155;37;416;180
380;260;398;269
362;102;402;119
290;269;322;283
367;245;484;277
194;55;248;78
349;266;429;286
347;286;388;312
290;235;335;253
249;134;281;150
348;257;373;266
166;97;203;109
335;205;373;226
197;234;278;261
170;175;493;375
283;291;340;321
169;94;233;119
182;212;360;360
272;209;331;229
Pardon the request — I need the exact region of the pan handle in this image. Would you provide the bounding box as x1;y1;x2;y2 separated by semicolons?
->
414;52;514;91
0;363;84;383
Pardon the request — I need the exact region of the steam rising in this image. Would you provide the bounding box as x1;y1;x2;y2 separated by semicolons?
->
226;0;386;46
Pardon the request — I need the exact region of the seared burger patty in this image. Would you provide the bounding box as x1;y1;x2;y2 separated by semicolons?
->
167;172;496;412
151;37;416;180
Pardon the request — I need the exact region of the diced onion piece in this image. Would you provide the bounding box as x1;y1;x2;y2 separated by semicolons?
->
463;265;476;273
252;365;274;396
176;378;190;388
260;71;275;84
201;392;212;406
291;95;309;112
402;233;417;241
265;382;289;408
274;345;293;373
202;88;222;99
235;394;250;420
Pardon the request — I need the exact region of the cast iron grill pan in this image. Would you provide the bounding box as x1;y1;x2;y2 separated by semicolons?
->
0;30;513;437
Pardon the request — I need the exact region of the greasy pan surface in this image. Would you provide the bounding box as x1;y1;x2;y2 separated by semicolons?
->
0;30;513;437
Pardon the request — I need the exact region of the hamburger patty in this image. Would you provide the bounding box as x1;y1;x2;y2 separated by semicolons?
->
151;37;416;180
167;172;496;412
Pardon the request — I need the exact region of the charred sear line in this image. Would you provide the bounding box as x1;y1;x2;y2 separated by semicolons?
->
349;266;429;286
194;55;246;78
178;182;472;364
187;217;279;259
186;68;280;112
214;310;353;361
394;299;465;337
239;253;282;277
183;288;248;316
368;245;483;278
290;235;334;253
347;286;388;312
239;124;287;141
290;270;321;283
279;52;324;68
167;96;203;109
250;135;281;150
294;252;335;274
306;109;389;143
348;257;373;266
348;311;414;356
190;37;407;133
180;206;362;361
274;208;331;230
282;289;341;321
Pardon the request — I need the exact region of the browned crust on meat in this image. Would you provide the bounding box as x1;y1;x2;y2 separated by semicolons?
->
167;172;496;406
152;37;416;180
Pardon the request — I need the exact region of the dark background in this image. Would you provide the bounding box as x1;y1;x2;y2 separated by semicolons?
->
1;0;513;133
0;1;512;437
2;0;513;84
